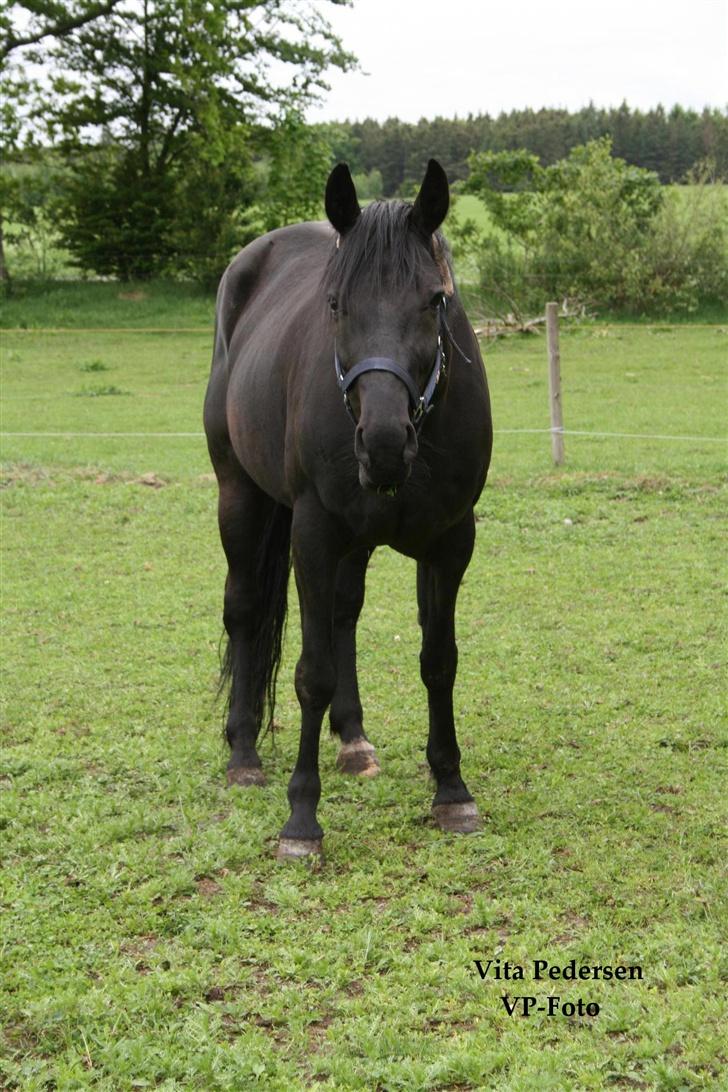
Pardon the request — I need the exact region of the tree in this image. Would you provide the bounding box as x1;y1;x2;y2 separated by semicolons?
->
0;50;50;290
2;0;354;280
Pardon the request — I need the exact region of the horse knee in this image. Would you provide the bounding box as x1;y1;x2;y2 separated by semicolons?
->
420;645;458;692
295;658;337;712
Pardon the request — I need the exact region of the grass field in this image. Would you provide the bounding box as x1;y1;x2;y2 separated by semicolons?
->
1;297;727;1089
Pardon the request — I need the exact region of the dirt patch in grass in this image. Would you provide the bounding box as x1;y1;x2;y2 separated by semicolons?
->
195;875;223;897
1;463;170;489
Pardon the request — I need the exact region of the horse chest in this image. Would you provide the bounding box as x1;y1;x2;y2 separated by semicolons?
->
336;471;474;556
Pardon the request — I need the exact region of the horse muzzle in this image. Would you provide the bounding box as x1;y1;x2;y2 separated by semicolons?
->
354;420;417;496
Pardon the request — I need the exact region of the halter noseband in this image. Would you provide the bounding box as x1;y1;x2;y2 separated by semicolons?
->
333;299;470;432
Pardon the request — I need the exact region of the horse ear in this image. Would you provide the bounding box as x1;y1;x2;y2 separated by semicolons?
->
325;163;361;236
412;159;449;235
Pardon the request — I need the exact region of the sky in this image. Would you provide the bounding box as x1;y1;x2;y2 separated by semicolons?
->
305;0;728;123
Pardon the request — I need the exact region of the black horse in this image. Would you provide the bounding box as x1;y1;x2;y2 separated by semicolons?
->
204;160;492;859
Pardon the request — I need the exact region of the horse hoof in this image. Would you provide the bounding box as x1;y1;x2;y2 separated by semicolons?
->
276;837;323;861
226;766;266;787
432;800;480;834
336;738;381;777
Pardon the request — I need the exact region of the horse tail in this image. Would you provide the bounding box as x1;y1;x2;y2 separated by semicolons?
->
218;502;292;740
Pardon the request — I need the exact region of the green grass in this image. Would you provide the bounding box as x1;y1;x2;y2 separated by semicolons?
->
451;192;507;235
1;311;727;1089
0;281;216;330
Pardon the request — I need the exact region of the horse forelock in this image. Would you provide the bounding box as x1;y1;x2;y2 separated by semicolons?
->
323;200;451;304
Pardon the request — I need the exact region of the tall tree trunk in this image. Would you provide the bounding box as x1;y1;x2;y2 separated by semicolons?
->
140;0;151;178
0;219;11;295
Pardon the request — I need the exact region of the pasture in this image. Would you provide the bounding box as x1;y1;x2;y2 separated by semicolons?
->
1;300;727;1089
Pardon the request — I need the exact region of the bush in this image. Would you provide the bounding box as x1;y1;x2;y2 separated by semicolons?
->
636;166;728;313
1;155;73;283
458;138;728;316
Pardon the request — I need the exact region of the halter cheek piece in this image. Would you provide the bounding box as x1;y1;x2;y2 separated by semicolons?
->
334;298;471;432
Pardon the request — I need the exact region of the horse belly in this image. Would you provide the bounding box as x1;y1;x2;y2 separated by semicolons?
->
225;351;290;504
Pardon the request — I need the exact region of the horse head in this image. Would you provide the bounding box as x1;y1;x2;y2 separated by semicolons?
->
324;159;452;496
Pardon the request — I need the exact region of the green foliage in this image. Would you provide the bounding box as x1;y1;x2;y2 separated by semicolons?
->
57;144;176;280
463;150;544;248
539;140;664;309
157;122;262;289
0;156;72;283
351;168;384;201
0;61;49;288
2;1;353;282
457;139;728;316
255;113;332;232
639;165;728;313
1;1;127;60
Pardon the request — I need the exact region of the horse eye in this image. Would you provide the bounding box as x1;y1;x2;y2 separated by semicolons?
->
328;295;338;314
428;292;445;311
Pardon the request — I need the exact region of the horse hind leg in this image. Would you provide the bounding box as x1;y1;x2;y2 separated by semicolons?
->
216;469;291;787
329;548;380;778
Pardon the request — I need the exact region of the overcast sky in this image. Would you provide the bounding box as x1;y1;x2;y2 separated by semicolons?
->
306;0;728;122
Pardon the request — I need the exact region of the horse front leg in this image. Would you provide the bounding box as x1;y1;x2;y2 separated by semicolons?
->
417;512;480;833
277;496;343;860
330;548;380;777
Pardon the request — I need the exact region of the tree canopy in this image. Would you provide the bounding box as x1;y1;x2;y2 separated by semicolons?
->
1;0;354;281
317;105;728;196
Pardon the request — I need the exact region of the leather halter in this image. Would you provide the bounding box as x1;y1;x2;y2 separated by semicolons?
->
334;298;470;432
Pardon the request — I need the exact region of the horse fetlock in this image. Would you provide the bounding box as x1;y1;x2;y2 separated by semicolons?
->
225;718;259;751
329;703;364;740
426;746;463;783
431;772;471;805
280;809;324;845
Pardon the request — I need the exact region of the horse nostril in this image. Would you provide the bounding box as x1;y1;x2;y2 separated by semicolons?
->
354;425;370;468
403;422;418;465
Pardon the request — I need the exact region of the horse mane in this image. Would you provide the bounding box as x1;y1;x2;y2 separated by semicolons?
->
323;200;449;304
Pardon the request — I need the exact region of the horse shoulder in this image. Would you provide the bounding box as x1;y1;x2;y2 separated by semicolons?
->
215;223;333;356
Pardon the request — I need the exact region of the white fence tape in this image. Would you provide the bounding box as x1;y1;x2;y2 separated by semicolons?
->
2;430;725;443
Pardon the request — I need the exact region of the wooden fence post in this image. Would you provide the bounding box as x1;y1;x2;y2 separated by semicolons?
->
546;301;564;465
